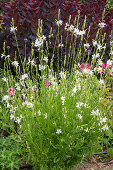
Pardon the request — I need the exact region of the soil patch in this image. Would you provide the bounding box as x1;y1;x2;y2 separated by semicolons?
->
76;157;113;170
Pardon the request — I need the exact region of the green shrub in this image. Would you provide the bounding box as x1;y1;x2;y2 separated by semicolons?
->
0;135;21;170
1;67;110;169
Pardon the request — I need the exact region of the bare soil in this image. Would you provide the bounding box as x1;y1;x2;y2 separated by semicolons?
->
76;157;113;170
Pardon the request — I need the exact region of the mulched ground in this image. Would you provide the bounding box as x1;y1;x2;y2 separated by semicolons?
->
76;157;113;170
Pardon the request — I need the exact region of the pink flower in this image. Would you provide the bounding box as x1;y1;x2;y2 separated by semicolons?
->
41;80;49;87
22;89;24;92
9;88;12;92
7;88;16;97
10;93;13;97
79;63;91;71
45;82;49;86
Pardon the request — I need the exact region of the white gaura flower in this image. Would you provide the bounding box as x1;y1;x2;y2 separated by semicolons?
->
1;53;5;58
31;60;36;66
97;44;102;50
99;79;104;85
107;59;113;66
39;64;46;70
58;43;64;47
77;114;82;120
48;33;53;38
12;61;19;67
97;59;103;66
110;50;113;55
2;95;9;101
34;38;43;48
92;53;100;59
64;23;70;30
73;28;80;35
28;59;36;66
82;68;93;76
100;117;107;124
78;30;85;35
43;56;48;62
76;102;84;108
72;85;77;93
38;110;41;116
42;35;46;40
34;35;46;48
77;84;81;90
61;96;65;101
6;55;10;58
102;124;108;131
98;22;106;28
84;43;90;49
22;100;33;108
15;117;21;124
10;106;17;114
59;71;66;79
49;74;55;81
56;129;62;134
15;83;21;91
99;97;103;101
69;24;74;31
2;77;8;82
91;109;100;116
102;46;106;49
10;114;14;120
92;40;98;46
52;81;58;91
7;103;10;108
84;103;89;108
110;41;113;46
44;113;47;119
84;128;89;132
21;74;28;80
61;96;65;105
10;26;17;33
27;102;33;108
56;20;63;26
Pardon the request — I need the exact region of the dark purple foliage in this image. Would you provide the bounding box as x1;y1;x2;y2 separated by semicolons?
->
0;0;113;71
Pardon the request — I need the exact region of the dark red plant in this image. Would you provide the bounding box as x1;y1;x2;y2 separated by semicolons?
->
0;0;112;72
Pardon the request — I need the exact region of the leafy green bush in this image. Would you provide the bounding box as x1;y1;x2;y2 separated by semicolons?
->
1;66;110;169
0;135;21;170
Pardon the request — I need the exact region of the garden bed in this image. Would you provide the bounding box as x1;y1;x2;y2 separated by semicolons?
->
0;0;113;169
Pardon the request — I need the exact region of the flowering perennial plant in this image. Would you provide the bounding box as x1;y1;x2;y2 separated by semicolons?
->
0;5;113;169
1;67;111;169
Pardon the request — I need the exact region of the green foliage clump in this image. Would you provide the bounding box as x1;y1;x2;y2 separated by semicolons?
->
0;135;21;170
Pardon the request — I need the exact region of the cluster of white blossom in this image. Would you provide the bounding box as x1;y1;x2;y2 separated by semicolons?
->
98;22;106;28
20;74;28;81
10;26;17;33
34;35;46;48
2;77;8;82
22;100;33;108
59;71;66;79
27;58;36;67
82;68;93;76
76;102;89;108
64;23;85;36
61;96;65;105
92;40;106;51
56;19;63;26
12;61;19;67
